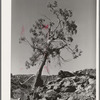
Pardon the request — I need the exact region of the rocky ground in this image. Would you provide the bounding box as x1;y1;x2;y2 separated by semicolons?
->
11;69;96;100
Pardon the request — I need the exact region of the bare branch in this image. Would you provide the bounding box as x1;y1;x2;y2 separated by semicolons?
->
66;45;73;52
25;38;33;48
59;55;72;62
53;20;61;32
63;40;73;52
57;43;68;50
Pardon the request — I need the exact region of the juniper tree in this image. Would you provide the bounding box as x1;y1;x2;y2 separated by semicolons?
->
19;1;82;90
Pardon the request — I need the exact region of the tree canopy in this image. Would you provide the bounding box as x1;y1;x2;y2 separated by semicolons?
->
19;1;82;71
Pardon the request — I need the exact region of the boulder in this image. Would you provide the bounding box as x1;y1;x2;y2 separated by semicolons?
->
58;70;75;78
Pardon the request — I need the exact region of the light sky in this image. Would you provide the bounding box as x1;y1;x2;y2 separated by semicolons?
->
11;0;96;75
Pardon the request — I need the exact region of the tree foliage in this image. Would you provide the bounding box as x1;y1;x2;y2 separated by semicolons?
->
19;1;82;70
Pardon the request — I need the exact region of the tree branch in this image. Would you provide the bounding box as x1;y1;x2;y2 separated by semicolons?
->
25;38;44;54
57;43;68;50
49;20;61;44
63;40;73;52
53;20;61;32
52;42;73;55
59;55;72;62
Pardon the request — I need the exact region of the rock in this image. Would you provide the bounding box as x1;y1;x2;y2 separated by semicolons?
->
61;85;76;92
76;76;89;86
60;87;67;92
11;69;96;100
56;94;62;99
43;86;47;90
74;70;85;76
56;78;62;82
47;81;54;85
53;84;61;92
67;97;73;100
89;75;96;79
62;78;76;87
75;85;84;93
53;79;64;92
88;78;95;84
66;86;76;92
45;90;58;100
47;84;54;90
85;85;92;91
73;76;80;82
39;97;47;100
74;69;96;77
39;92;45;98
58;70;75;78
62;80;71;87
57;99;65;100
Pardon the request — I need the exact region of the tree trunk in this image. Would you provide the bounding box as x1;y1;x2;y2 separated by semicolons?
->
32;53;48;90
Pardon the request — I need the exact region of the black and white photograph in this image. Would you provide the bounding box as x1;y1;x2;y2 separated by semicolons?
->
11;0;97;100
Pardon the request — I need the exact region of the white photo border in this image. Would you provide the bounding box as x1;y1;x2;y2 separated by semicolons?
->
1;0;99;100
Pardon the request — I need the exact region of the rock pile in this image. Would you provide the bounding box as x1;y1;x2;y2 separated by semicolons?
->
11;69;96;100
30;69;96;100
